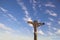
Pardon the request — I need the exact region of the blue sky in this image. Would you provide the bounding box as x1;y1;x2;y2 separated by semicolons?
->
0;0;60;40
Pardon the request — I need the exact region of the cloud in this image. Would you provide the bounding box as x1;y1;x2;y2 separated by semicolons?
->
7;14;17;21
32;0;37;9
7;13;20;25
46;22;52;30
0;7;8;13
57;29;60;33
38;36;51;40
52;27;57;30
24;17;33;27
29;0;38;15
0;31;33;40
17;0;33;27
58;21;60;24
0;7;20;25
38;30;45;35
55;29;60;34
33;0;37;3
46;22;51;26
47;31;53;35
45;2;55;7
32;0;37;14
0;23;15;32
24;17;32;22
48;18;54;21
54;28;60;35
46;10;57;17
17;0;28;15
17;0;32;22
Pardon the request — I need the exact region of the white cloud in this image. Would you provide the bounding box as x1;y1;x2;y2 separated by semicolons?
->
7;14;17;21
32;0;37;13
52;27;57;30
33;0;37;3
38;36;51;40
24;17;32;22
17;0;33;27
48;18;54;21
0;31;33;40
56;29;60;34
7;13;20;25
17;0;32;22
28;24;33;27
0;7;8;13
45;2;55;7
58;21;60;24
0;7;17;21
0;23;15;32
46;22;52;29
38;30;44;35
17;0;28;15
0;7;20;25
47;31;53;35
57;29;60;33
46;22;51;26
22;27;31;33
46;10;57;17
24;17;33;27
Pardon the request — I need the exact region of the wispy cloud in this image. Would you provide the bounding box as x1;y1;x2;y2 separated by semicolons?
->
17;0;32;22
0;7;20;25
38;30;45;35
17;0;33;27
1;7;17;21
47;31;53;35
32;0;37;10
46;10;57;17
46;22;52;31
0;7;8;13
32;0;37;15
45;2;55;8
46;22;52;26
29;0;38;16
0;30;33;40
24;17;32;22
58;21;60;24
51;27;60;35
52;27;57;30
0;23;15;32
55;29;60;34
7;14;17;21
48;18;54;21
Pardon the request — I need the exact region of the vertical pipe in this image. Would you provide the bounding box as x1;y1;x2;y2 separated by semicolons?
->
34;27;37;40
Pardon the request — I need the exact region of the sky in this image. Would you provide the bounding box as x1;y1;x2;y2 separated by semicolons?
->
0;0;60;40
